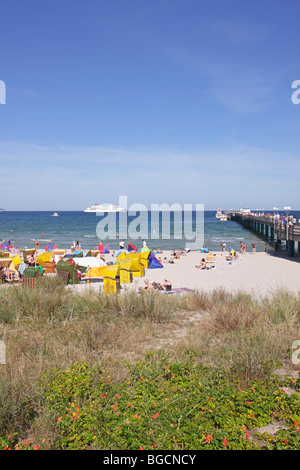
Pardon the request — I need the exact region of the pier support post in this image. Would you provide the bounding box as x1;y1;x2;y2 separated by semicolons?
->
265;225;268;237
270;226;274;239
287;240;295;257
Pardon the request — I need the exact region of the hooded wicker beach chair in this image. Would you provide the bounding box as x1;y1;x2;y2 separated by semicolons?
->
56;259;80;285
125;253;145;277
22;267;40;288
103;265;120;294
23;249;36;262
118;258;133;284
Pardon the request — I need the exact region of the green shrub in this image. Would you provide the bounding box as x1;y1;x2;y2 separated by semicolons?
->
34;354;300;450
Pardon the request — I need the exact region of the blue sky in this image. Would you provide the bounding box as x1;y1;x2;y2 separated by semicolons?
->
0;0;300;211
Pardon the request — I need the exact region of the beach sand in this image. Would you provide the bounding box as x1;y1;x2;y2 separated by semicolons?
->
52;249;300;299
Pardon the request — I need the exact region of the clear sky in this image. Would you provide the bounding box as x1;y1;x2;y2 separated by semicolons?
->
0;0;300;211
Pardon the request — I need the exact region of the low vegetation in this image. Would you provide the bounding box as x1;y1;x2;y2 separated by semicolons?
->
0;277;299;450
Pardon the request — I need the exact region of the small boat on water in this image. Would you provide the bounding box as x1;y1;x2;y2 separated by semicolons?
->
51;212;59;216
216;207;222;218
216;207;228;221
240;204;251;215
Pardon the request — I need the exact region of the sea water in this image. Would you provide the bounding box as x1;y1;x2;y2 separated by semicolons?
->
0;210;299;252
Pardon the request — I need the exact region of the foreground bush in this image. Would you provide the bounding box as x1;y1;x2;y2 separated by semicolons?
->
1;353;299;450
0;281;299;450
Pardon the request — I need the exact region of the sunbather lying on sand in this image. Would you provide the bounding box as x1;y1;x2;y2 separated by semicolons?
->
138;280;155;291
139;279;172;292
3;268;20;281
171;249;183;259
226;251;239;261
160;279;172;291
195;258;207;270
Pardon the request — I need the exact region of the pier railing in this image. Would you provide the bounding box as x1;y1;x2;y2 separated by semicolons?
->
275;224;300;242
231;211;300;243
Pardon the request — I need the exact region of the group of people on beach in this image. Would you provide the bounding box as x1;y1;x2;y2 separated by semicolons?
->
118;239;148;251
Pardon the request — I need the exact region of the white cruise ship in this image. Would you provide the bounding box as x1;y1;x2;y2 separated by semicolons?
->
84;203;126;213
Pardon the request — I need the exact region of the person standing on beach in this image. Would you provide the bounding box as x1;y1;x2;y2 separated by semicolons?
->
35;239;39;251
243;243;246;254
251;241;256;254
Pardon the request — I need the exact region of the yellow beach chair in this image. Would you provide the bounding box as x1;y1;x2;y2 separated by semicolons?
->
119;258;133;284
140;250;151;269
117;251;127;261
85;266;106;279
37;251;51;266
12;254;22;266
125;253;145;277
103;265;120;294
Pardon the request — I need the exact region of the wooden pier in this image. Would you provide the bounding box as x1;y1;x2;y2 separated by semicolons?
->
230;211;300;257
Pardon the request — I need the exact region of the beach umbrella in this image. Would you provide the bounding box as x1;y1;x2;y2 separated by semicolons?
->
45;243;57;251
98;243;110;254
128;244;137;252
0;242;11;251
148;253;163;269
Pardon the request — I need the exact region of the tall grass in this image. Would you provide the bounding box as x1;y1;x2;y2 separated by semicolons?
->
180;288;300;387
0;279;299;445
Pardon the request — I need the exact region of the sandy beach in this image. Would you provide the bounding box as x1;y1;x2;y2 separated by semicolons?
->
3;246;300;298
48;248;300;298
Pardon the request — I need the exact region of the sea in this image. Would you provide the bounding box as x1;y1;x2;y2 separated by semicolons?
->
0;210;299;253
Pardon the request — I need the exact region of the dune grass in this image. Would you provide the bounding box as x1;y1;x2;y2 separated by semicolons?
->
0;278;299;449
